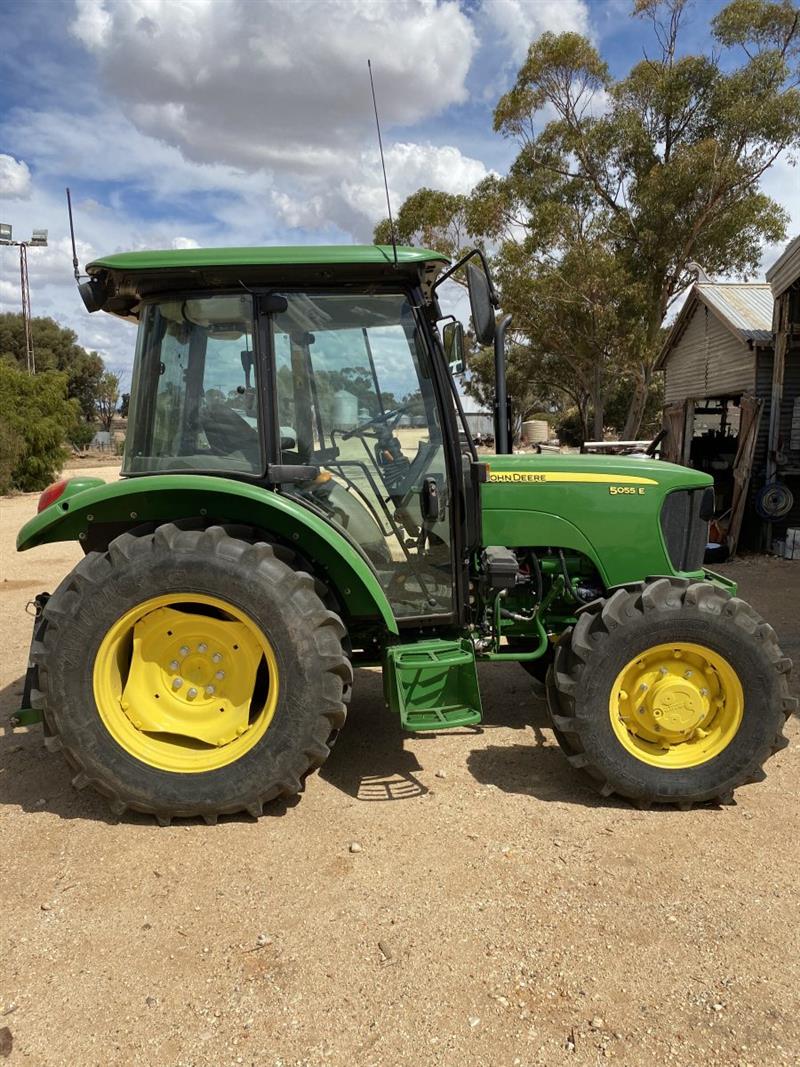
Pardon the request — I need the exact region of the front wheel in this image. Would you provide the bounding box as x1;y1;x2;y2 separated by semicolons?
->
32;524;352;824
546;578;795;807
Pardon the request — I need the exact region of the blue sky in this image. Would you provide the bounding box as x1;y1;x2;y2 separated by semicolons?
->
1;0;797;384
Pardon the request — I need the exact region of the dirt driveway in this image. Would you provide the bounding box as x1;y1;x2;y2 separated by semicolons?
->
1;471;798;1066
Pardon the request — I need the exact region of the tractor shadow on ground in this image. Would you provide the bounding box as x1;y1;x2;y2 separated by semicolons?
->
0;674;299;825
321;663;631;809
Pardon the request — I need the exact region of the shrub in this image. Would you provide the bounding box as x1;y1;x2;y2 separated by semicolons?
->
0;361;83;492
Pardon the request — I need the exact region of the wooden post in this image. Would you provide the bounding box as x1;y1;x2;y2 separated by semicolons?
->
765;292;789;550
681;399;695;465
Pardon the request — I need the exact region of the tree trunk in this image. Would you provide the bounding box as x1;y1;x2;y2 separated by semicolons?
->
622;356;656;440
592;360;604;440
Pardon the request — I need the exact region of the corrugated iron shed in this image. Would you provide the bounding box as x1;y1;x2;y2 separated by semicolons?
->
657;281;773;369
695;283;773;343
766;233;800;298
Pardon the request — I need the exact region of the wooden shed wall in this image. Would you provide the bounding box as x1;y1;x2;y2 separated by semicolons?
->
664;303;756;402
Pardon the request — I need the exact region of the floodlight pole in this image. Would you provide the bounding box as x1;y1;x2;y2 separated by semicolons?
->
19;244;34;373
0;226;48;374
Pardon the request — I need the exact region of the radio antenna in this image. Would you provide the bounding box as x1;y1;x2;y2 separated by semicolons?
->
66;188;80;283
367;59;398;267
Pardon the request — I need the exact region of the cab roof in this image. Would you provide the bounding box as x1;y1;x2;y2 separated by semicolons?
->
85;244;451;319
87;244;448;273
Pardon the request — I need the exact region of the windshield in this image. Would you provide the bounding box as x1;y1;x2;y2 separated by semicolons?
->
124;293;261;474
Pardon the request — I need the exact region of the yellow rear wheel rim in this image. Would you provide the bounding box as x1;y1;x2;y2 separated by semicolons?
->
93;593;279;773
609;641;743;769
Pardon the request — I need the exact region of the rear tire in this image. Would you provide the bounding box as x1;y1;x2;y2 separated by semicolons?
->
32;524;352;824
546;578;795;807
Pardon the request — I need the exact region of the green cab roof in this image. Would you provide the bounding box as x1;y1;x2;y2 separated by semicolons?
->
87;244;449;273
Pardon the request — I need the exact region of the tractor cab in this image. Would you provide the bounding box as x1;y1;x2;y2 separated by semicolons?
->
83;246;475;620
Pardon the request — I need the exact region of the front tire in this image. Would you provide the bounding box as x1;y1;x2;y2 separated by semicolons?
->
32;524;352;823
546;578;795;807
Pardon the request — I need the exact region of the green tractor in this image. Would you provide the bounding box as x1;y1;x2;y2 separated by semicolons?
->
15;244;794;823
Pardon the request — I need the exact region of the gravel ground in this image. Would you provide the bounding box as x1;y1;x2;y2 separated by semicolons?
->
1;468;798;1067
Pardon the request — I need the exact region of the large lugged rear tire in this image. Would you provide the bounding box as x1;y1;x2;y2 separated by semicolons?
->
32;524;352;824
546;578;795;807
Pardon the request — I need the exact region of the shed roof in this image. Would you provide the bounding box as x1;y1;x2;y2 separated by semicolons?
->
766;233;800;298
656;281;773;369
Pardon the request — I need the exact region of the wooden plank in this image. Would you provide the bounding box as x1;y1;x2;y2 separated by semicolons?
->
726;394;764;558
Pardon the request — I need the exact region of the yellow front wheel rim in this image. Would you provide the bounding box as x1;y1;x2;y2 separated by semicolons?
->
609;642;743;769
93;594;279;773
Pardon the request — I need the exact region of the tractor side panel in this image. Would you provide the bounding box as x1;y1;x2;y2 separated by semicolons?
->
16;475;398;634
480;455;713;587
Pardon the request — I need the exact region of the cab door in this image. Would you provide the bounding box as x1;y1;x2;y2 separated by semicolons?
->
268;289;455;621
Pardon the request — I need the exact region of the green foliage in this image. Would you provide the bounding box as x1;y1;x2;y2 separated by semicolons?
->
374;188;480;272
555;408;587;447
464;343;558;439
0;419;23;495
0;312;105;421
0;361;82;492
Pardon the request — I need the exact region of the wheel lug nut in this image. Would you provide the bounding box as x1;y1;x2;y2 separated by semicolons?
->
639;683;648;693
212;652;222;663
179;646;190;658
684;669;693;678
659;667;668;676
215;670;225;681
169;660;179;672
197;643;208;654
172;677;183;690
205;685;215;696
187;687;198;700
699;687;709;697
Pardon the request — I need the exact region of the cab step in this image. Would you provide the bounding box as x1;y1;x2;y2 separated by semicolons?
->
384;638;482;731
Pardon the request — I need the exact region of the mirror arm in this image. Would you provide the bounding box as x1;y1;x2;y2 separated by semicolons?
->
494;314;513;454
431;248;499;307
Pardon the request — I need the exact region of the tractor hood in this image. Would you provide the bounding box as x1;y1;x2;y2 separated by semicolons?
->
483;451;707;490
480;452;713;587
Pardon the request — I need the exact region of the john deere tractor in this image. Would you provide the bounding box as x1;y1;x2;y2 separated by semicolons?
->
15;245;794;823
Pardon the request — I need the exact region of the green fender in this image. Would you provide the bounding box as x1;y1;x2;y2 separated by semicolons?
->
17;474;399;634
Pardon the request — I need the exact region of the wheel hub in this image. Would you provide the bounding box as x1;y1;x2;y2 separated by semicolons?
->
609;642;743;769
93;593;279;773
121;606;262;746
644;678;706;738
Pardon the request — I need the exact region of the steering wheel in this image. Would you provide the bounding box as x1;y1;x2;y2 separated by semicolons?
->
202;403;259;457
340;403;412;440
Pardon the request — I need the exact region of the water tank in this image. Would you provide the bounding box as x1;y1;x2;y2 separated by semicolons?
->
333;390;358;431
522;420;549;444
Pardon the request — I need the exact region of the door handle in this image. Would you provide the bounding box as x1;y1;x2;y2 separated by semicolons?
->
421;476;444;522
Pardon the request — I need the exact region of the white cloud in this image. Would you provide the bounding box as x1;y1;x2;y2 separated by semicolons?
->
479;0;590;65
0;276;19;306
70;0;112;49
171;236;199;249
0;154;32;199
69;0;477;172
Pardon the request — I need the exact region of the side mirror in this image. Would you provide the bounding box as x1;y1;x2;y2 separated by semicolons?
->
443;321;466;375
467;261;495;346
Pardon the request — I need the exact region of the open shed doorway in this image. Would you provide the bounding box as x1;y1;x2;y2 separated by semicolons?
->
663;394;763;558
689;398;742;516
